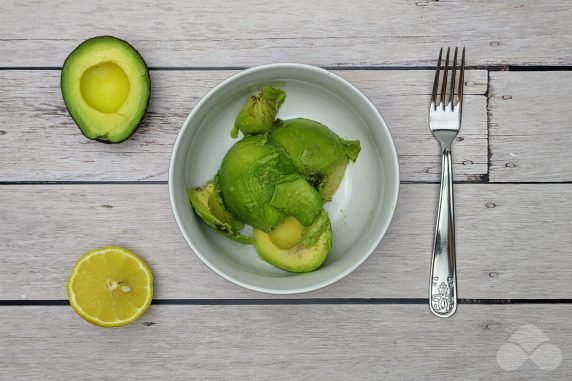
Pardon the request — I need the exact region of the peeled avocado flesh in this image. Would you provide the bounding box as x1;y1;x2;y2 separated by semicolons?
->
218;135;323;232
189;87;362;273
254;210;332;272
189;182;253;244
61;36;150;143
270;118;361;200
231;87;286;138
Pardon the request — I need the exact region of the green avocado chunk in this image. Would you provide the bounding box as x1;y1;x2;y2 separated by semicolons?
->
61;36;150;143
270;118;361;201
218;135;323;232
231;87;286;138
301;209;331;248
254;210;332;273
189;181;253;245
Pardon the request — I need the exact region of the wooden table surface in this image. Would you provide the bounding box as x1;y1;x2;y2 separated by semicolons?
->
1;1;571;379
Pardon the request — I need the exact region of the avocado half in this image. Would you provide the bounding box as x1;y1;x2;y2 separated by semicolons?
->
254;210;332;272
61;36;150;143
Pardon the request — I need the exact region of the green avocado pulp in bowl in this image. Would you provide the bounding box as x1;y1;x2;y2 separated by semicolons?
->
189;87;361;273
270;118;361;201
219;135;322;230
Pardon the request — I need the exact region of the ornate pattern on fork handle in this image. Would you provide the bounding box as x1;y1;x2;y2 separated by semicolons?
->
431;276;455;314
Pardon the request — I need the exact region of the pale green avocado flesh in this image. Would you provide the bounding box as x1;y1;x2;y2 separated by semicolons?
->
270;118;361;200
189;181;253;244
254;210;332;273
61;36;150;143
218;135;322;232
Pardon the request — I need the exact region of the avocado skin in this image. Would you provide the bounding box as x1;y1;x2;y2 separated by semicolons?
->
61;36;151;143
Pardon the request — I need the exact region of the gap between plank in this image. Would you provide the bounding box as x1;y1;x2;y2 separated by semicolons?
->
0;66;444;71
2;298;572;306
482;69;491;183
2;65;572;71
4;180;572;186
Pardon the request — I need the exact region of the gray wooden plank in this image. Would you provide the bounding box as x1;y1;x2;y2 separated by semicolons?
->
490;72;572;182
1;0;571;67
0;304;570;380
0;70;487;182
1;183;571;300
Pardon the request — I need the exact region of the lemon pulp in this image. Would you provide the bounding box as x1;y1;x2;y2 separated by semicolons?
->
80;62;130;113
67;246;153;327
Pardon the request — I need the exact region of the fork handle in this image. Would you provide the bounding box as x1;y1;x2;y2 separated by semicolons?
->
429;148;457;317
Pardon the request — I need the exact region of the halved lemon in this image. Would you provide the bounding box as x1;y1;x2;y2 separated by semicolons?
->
67;246;153;327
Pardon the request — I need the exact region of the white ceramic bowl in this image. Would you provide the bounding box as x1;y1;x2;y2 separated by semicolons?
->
169;63;399;294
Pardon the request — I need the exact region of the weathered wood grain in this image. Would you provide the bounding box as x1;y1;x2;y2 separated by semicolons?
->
0;70;487;182
1;1;571;67
2;2;572;379
489;72;572;182
1;183;571;300
1;304;570;380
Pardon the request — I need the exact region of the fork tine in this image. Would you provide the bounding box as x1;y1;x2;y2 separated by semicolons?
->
457;47;466;107
431;48;443;107
440;47;450;108
449;47;458;109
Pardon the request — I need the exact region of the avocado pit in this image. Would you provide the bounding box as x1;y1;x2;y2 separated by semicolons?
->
269;216;304;250
80;61;130;113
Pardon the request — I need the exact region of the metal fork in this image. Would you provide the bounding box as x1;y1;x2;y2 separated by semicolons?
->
428;47;465;318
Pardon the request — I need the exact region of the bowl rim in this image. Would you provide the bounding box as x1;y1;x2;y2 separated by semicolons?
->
169;63;400;294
